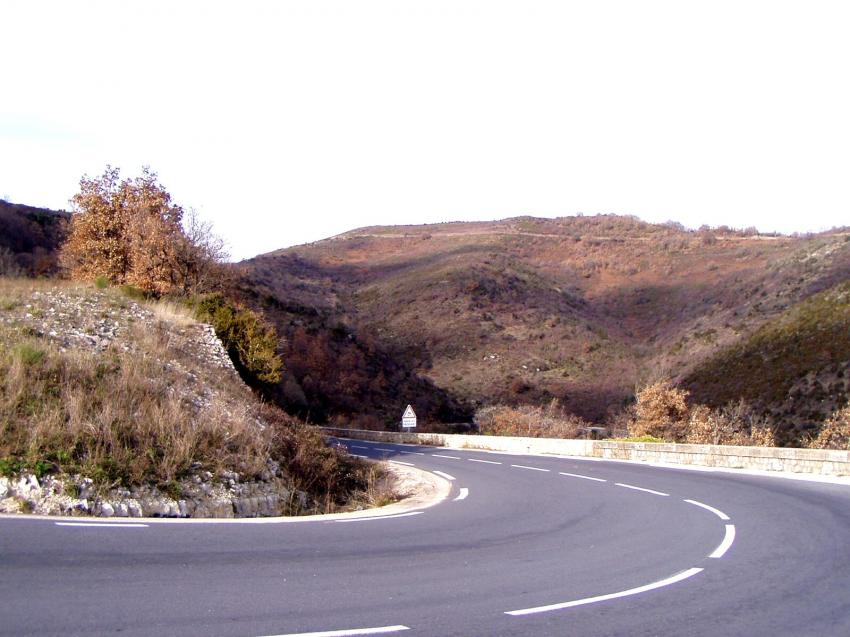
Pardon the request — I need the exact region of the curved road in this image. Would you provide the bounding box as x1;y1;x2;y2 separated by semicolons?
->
2;439;849;636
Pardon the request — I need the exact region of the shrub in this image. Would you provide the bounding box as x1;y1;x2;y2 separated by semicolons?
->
685;401;775;446
192;293;283;385
629;380;690;441
61;166;225;296
94;275;110;289
809;406;850;450
474;399;588;438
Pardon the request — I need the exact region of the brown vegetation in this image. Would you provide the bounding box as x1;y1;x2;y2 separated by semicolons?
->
0;200;69;276
243;214;850;443
61;167;226;296
473;400;588;438
0;279;369;511
626;380;777;446
808;406;850;450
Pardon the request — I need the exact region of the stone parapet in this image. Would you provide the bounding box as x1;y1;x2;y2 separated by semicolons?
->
319;428;850;477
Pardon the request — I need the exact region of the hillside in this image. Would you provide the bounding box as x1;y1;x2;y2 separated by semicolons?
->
242;215;850;442
0;279;374;517
684;281;850;444
0;200;70;276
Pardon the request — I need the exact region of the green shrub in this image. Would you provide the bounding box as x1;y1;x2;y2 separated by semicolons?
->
191;293;283;385
94;275;110;289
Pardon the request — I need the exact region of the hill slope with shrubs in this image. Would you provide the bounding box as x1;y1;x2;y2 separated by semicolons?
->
684;280;850;444
243;215;850;444
0;199;69;277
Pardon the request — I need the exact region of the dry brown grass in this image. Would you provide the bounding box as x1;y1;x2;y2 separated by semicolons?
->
0;280;373;512
0;321;271;485
148;299;196;327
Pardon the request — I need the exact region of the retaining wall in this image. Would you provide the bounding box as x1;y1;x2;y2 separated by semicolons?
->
319;427;850;477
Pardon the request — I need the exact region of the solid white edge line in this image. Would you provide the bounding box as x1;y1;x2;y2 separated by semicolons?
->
454;488;469;501
388;460;414;466
431;454;461;459
511;464;550;472
331;512;423;524
54;522;149;528
261;624;410;637
684;499;731;521
709;524;736;558
433;470;456;481
559;471;606;482
468;458;502;465
505;567;704;616
615;483;669;496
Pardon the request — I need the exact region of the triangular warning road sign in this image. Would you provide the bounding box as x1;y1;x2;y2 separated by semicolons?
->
403;405;416;419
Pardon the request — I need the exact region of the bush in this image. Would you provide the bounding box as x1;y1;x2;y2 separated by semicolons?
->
629;380;690;441
61;166;225;297
474;399;588;438
809;406;850;450
192;293;283;385
685;401;776;447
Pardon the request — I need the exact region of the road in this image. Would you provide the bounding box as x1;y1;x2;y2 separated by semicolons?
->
1;439;849;636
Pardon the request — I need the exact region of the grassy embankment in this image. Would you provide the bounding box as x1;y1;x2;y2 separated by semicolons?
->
0;278;389;513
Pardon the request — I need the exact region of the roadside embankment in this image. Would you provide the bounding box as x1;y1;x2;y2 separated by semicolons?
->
319;427;850;477
0;280;377;518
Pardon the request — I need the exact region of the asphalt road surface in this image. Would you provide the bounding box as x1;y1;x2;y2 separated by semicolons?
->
2;438;849;637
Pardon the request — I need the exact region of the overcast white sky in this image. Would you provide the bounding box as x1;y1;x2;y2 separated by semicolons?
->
1;1;848;260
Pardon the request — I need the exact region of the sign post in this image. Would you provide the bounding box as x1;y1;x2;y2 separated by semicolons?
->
401;404;417;431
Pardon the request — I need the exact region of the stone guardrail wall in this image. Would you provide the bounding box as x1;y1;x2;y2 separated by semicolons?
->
319;427;850;477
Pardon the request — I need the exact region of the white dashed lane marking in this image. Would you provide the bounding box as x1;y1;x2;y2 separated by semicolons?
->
684;499;731;520
615;483;669;496
431;454;461;460
511;464;550;472
505;567;704;615
261;624;411;636
559;472;606;482
468;458;502;465
709;525;736;558
454;488;469;501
